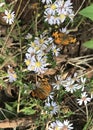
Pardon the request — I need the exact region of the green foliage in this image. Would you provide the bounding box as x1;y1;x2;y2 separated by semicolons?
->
47;50;56;68
20;104;37;115
79;4;93;49
79;4;93;21
83;39;93;49
0;57;4;64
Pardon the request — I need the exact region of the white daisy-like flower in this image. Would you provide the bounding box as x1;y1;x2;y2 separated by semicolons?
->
60;27;69;34
3;10;15;25
45;3;57;15
62;77;78;93
48;120;73;130
31;56;48;74
52;75;62;90
34;35;48;49
51;44;60;56
8;65;17;83
44;11;55;25
62;120;74;130
26;47;36;58
45;92;54;103
48;120;63;130
77;77;86;91
41;0;52;4
77;92;91;106
45;101;59;115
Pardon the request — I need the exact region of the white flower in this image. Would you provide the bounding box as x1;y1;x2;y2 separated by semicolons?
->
45;92;54;103
44;0;74;25
48;120;63;130
24;55;35;71
3;10;15;25
44;11;55;25
25;33;32;39
52;44;60;56
77;77;86;91
62;120;73;130
34;34;48;49
41;0;52;4
62;77;78;93
48;120;73;130
45;101;59;115
45;3;57;15
52;75;62;90
31;56;48;74
77;92;91;106
8;65;17;83
60;27;69;34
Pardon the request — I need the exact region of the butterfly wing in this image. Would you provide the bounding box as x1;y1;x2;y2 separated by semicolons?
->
31;78;52;100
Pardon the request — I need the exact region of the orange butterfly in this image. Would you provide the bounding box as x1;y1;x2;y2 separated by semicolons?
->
30;78;52;100
52;31;76;45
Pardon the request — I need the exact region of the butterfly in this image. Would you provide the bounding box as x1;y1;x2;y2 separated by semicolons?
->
52;31;76;45
30;78;52;100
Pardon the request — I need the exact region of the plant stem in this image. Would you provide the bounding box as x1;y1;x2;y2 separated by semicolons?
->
85;104;88;121
17;87;21;113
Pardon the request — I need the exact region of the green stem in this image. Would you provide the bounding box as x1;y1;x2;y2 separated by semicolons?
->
17;87;21;113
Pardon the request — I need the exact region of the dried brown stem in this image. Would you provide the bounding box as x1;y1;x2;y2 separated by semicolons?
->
0;116;35;128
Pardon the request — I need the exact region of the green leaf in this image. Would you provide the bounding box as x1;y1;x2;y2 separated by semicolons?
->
5;103;14;112
79;4;93;21
83;39;93;49
21;104;37;115
21;107;36;115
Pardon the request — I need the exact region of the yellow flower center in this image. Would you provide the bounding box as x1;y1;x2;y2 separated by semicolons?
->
35;61;41;67
13;73;17;78
25;59;30;66
60;14;66;20
40;39;44;44
55;126;60;130
7;13;12;19
53;49;57;53
51;4;56;10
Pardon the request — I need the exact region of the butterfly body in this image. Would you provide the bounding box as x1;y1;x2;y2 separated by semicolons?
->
31;78;52;100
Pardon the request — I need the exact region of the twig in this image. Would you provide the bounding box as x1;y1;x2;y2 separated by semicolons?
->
0;116;35;128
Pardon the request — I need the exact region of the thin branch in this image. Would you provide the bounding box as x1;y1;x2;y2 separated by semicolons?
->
0;116;35;128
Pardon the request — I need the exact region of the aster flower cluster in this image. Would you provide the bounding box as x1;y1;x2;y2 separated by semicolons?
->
48;119;73;130
42;0;74;25
52;73;92;106
25;32;60;74
52;73;87;93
